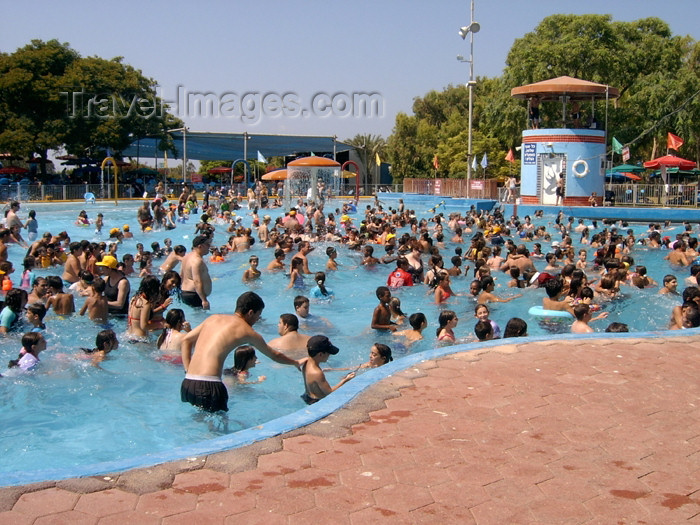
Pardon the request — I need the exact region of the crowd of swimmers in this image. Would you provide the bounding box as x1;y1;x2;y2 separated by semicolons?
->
1;187;699;413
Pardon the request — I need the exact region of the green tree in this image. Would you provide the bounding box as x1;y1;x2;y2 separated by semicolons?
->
0;40;79;173
344;133;386;184
0;39;182;174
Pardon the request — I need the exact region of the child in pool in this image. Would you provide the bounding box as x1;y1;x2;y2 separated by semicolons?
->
434;273;453;305
223;345;266;384
76;210;90;225
95;213;104;234
24;210;38;242
8;332;47;371
69;270;94;297
25;303;47;332
156;308;191;355
20;256;35;291
503;317;528;338
436;310;458;343
393;312;427;344
210;247;226;264
81;329;119;364
325;343;394;371
287;257;305;290
242;255;261;282
571;303;609;333
267;248;286;271
474;320;494;341
79;279;109;323
45;275;75;315
388;297;405;324
310;271;333;299
474;304;501;338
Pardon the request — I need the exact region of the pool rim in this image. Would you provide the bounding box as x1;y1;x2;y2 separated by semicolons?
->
3;327;694;487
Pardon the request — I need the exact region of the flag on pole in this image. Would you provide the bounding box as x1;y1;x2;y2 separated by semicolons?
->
667;132;684;150
505;149;515;163
257;151;267;164
612;137;623;155
481;154;488;169
471;156;478;171
433;154;439;170
375;153;382;166
622;146;630;162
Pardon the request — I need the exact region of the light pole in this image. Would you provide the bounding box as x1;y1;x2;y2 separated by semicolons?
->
458;0;479;197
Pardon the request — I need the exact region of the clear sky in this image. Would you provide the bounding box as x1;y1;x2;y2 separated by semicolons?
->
2;0;699;143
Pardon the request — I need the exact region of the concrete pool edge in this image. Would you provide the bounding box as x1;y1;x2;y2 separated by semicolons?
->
2;327;698;489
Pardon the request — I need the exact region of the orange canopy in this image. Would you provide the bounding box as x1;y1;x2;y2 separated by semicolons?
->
287;156;340;167
261;169;287;181
511;76;619;101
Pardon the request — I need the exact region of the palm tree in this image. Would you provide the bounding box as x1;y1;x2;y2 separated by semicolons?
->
345;133;386;185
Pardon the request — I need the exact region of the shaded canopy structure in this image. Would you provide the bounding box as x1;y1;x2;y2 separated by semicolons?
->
609;164;645;173
122;131;353;161
511;76;619;101
643;155;697;170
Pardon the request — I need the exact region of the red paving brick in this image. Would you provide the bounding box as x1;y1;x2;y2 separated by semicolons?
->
3;335;700;523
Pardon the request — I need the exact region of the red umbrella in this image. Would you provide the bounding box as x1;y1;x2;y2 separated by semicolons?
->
0;166;29;175
208;166;232;174
643;155;696;170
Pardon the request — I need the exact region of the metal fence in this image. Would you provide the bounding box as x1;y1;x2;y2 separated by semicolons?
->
604;183;698;207
7;181;695;207
403;178;499;199
1;183;407;203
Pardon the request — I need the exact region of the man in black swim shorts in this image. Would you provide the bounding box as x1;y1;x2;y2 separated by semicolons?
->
180;235;212;310
180;291;300;413
181;375;229;412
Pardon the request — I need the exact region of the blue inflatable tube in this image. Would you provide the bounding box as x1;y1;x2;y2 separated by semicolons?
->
528;306;574;319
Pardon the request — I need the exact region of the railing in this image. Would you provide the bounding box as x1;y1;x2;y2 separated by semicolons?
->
0;183;406;203
403;178;499;199
8;181;694;208
604;183;698;207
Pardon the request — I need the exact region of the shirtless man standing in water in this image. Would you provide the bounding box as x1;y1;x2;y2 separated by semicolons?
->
180;235;212;309
181;291;299;412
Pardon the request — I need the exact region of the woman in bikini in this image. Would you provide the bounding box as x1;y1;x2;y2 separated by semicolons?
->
127;275;161;340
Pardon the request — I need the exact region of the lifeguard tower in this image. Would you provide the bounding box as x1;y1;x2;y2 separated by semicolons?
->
511;76;619;206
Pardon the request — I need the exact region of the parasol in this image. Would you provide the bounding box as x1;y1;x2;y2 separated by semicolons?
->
261;169;287;181
643;155;696;170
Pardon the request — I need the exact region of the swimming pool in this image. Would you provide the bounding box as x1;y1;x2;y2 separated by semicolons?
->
0;198;691;484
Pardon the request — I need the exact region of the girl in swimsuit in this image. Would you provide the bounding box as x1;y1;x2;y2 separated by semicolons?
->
156;308;191;354
475;304;502;339
127;275;161;339
287;257;305;289
434;273;453;305
223;345;266;384
388;297;406;324
436;310;458;343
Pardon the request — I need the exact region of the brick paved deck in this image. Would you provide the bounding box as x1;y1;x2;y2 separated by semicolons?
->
0;334;698;524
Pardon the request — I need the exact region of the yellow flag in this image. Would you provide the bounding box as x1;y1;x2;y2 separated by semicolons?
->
375;153;381;165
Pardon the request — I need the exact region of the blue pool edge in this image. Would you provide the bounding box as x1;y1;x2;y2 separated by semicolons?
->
4;327;697;487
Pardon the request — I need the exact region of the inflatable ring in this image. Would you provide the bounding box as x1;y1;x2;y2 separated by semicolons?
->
572;159;589;178
528;306;574;320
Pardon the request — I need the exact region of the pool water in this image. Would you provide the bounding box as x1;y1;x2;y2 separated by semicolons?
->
0;199;690;479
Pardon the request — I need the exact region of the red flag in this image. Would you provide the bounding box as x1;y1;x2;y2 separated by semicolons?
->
505;149;515;163
433;154;439;170
668;132;684;150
